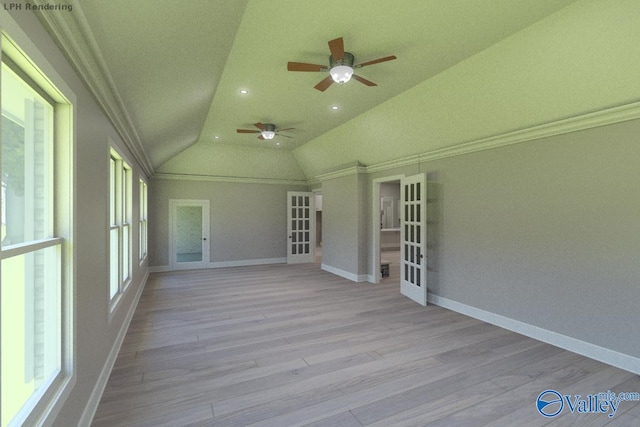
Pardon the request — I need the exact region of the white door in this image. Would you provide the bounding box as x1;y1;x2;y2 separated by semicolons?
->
400;174;427;305
287;191;315;263
170;199;210;270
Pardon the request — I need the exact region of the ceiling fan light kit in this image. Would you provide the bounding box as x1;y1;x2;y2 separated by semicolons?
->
330;52;355;84
260;123;276;140
330;65;353;84
287;37;397;91
236;122;293;141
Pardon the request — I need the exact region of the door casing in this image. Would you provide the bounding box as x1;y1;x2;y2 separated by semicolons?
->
169;199;210;270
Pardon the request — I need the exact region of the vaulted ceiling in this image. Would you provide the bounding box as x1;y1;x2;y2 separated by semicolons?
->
34;0;640;181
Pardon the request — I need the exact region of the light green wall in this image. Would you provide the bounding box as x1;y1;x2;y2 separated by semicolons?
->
294;0;640;179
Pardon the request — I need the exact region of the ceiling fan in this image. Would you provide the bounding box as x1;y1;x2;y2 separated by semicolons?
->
287;37;397;91
236;122;294;140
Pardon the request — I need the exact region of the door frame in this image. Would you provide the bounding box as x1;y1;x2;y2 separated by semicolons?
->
371;175;405;283
287;191;316;264
169;199;210;270
313;190;322;262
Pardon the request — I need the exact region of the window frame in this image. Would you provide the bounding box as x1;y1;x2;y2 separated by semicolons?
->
108;147;132;311
139;178;148;263
1;20;75;427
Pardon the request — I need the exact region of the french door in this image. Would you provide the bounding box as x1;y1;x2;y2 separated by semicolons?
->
287;191;315;263
400;174;427;305
169;199;210;270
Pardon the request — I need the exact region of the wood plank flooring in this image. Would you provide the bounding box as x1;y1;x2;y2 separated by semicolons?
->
92;260;640;426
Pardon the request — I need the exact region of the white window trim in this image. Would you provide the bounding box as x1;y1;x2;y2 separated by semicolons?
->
1;10;76;427
1;237;64;259
139;178;148;264
108;145;132;315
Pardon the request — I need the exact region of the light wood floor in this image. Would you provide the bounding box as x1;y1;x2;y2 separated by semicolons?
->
92;260;640;426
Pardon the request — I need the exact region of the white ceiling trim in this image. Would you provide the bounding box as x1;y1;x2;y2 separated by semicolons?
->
156;98;640;187
153;173;308;187
314;165;368;183
32;0;154;177
366;99;640;175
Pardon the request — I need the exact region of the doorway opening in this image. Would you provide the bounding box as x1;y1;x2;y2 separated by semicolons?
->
372;175;404;284
169;199;210;270
314;191;323;263
373;173;429;305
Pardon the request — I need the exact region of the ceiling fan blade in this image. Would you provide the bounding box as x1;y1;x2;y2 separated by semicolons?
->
328;37;345;61
276;127;295;132
352;74;377;87
253;122;266;130
287;62;326;72
314;75;335;92
355;55;397;68
237;129;260;133
276;133;293;138
258;135;265;140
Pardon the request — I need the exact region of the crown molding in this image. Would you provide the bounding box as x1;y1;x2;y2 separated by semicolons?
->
314;165;367;182
153;173;308;186
314;161;367;183
32;0;154;177
366;100;640;175
156;96;640;188
364;154;422;175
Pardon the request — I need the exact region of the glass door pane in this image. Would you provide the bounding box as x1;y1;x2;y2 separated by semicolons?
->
175;205;203;263
287;192;315;264
400;174;427;306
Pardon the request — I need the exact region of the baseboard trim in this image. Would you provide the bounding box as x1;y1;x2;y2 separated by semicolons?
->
380;243;401;250
149;258;286;273
149;265;171;273
427;293;640;375
79;269;149;425
210;258;286;268
321;263;368;282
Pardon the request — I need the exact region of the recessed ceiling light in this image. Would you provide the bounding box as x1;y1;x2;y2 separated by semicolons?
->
239;89;248;94
214;135;220;140
331;105;340;110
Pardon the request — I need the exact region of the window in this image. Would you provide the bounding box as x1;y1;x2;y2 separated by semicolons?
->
109;149;132;304
139;179;148;261
1;36;73;427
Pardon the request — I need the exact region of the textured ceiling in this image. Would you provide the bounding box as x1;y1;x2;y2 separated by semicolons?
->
35;0;581;175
